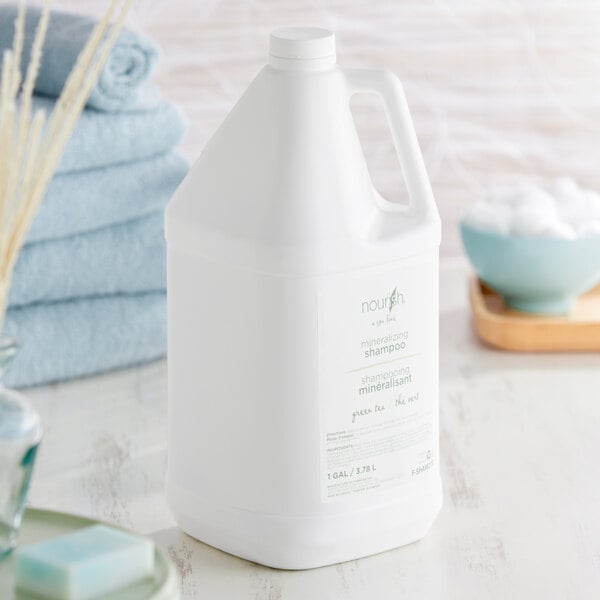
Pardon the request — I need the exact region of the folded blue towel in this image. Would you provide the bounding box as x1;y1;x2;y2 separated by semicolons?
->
27;152;187;243
0;5;160;112
3;292;166;388
25;97;189;175
10;213;166;307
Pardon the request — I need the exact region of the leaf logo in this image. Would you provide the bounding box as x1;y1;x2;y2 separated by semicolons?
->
389;287;400;312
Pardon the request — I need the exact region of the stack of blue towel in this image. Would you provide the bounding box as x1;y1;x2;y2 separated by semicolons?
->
0;7;188;387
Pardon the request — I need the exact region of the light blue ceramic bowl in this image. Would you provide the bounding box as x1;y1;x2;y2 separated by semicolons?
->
460;221;600;314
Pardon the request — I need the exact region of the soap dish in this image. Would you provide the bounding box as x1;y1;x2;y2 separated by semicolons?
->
0;508;179;600
469;277;600;352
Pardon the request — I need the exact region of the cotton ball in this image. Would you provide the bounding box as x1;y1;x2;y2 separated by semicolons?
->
511;205;576;239
551;177;590;228
463;201;512;235
511;205;555;237
584;191;600;219
577;220;600;238
480;179;599;239
537;220;577;239
551;176;581;203
568;191;600;230
486;182;539;209
516;186;557;214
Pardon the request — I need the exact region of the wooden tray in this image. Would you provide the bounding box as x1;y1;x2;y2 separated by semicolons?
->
469;277;600;352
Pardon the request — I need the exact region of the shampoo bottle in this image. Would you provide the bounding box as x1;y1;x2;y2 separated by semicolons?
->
166;27;441;569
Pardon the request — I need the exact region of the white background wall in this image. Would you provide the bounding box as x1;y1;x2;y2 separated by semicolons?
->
39;0;600;255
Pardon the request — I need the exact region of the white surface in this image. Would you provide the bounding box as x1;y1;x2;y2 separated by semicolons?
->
25;260;600;598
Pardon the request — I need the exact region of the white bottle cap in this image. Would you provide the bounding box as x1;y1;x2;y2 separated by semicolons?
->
269;27;335;61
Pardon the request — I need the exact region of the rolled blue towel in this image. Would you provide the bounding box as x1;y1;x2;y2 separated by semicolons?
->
0;5;160;112
3;292;166;388
26;97;189;175
27;152;188;243
10;213;166;307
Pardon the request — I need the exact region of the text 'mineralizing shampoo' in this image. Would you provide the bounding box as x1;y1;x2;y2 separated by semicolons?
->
165;27;442;569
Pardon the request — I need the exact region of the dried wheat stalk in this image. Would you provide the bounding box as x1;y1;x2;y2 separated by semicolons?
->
0;0;133;329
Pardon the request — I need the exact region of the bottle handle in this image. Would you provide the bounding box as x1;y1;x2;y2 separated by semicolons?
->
342;68;437;219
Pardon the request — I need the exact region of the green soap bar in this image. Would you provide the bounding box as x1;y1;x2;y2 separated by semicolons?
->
15;524;155;599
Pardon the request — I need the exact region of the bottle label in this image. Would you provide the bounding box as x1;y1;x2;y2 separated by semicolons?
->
318;253;438;501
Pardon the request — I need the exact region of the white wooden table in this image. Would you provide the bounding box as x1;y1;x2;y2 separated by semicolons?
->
26;259;600;599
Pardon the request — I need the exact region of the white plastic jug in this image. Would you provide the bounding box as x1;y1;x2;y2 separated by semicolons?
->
165;27;441;569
